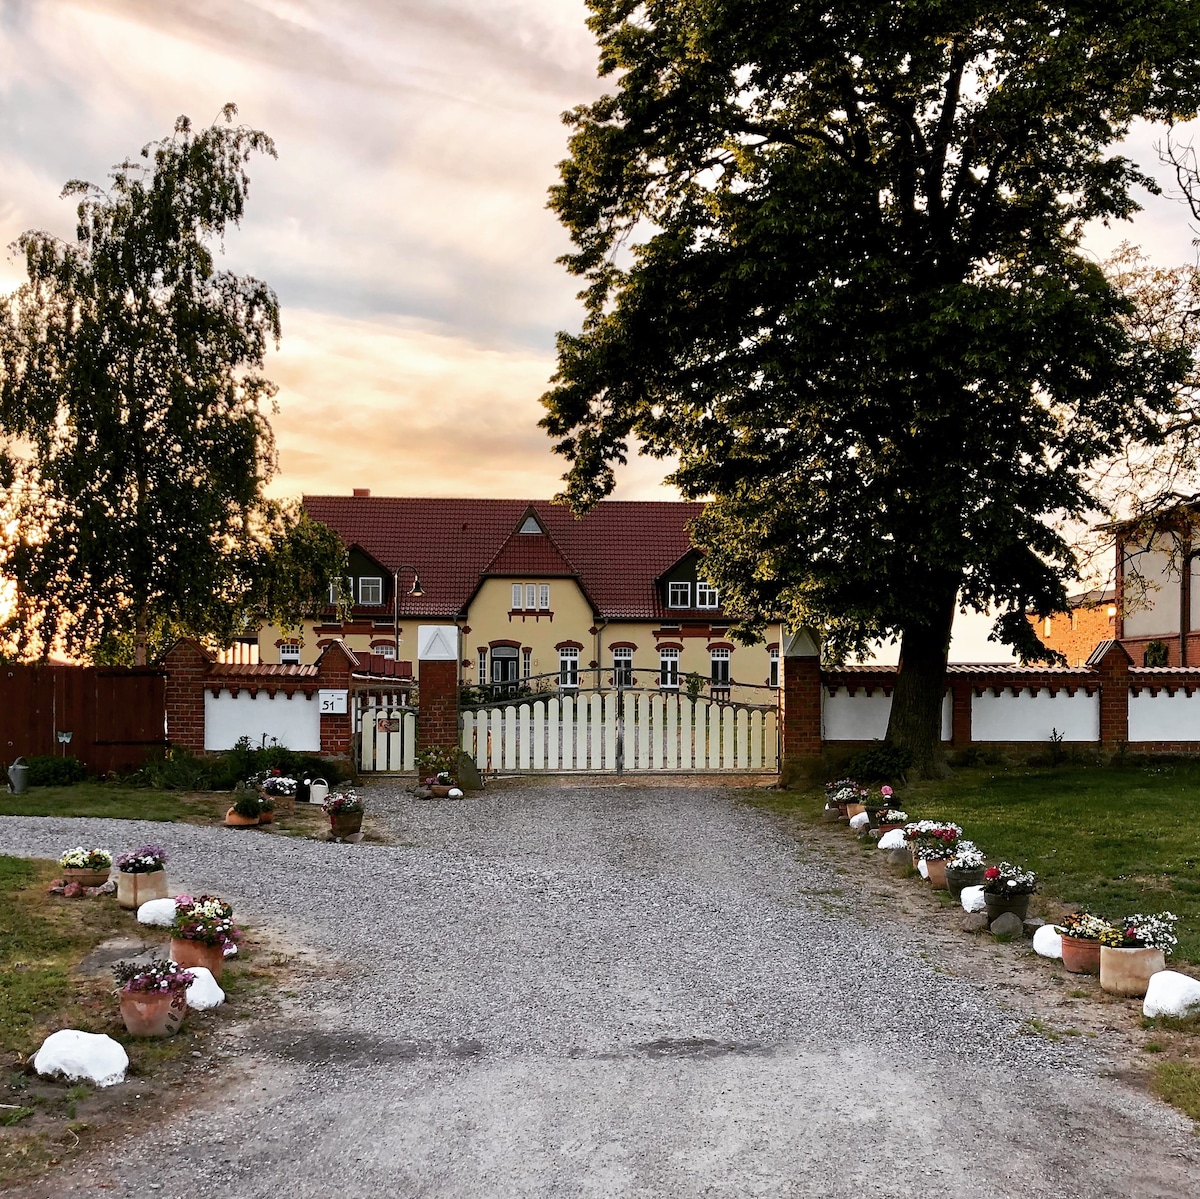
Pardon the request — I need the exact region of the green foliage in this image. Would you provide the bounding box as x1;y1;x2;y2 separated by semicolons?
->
231;793;261;819
847;744;914;783
24;755;86;787
1145;640;1171;667
0;106;346;664
414;745;458;779
683;671;705;703
543;3;1200;764
132;738;347;791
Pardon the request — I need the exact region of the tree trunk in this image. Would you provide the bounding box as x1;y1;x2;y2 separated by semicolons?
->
885;585;958;779
133;610;148;667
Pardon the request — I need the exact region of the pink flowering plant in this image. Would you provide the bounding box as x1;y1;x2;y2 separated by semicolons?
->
170;894;240;946
902;820;963;861
323;788;364;815
116;844;168;874
113;956;194;996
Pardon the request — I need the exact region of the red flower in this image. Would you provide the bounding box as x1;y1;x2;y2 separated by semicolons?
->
984;867;1000;880
271;768;282;776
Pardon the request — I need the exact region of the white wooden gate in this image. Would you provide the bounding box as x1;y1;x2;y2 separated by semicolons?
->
356;692;417;772
460;689;778;774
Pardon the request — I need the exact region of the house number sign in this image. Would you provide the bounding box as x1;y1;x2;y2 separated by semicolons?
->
318;689;349;715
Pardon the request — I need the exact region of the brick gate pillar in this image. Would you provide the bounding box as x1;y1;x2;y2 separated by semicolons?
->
315;641;356;760
162;639;213;753
780;628;823;785
1088;638;1132;749
417;626;461;757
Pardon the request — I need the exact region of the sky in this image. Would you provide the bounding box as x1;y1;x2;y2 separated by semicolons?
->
1;0;1197;661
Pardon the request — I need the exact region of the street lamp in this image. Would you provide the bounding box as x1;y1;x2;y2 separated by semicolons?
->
393;565;424;666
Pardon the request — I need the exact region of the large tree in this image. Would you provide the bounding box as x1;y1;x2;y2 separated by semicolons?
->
0;106;344;664
542;2;1200;774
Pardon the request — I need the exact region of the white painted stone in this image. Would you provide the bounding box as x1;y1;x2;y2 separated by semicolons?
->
1143;970;1200;1019
223;942;238;958
848;812;869;830
960;885;987;913
917;858;929;879
185;967;226;1011
877;829;906;850
34;1030;127;1088
1033;924;1063;959
447;787;464;799
137;898;177;926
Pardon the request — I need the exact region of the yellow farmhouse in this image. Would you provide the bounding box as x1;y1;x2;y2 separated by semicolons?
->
255;492;782;698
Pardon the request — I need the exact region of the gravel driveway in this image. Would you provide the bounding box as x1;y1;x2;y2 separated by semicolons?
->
3;781;1198;1197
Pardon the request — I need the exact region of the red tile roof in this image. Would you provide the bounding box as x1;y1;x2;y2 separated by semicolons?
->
302;496;709;620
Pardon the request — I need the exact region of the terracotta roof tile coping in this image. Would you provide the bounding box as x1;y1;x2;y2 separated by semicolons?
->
208;663;319;678
829;663;1094;674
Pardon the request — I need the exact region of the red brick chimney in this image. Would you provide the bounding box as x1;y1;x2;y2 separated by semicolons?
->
352;488;371;497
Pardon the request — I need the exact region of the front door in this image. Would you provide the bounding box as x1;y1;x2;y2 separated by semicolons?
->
491;647;519;695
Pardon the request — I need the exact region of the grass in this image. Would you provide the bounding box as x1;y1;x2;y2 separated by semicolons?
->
1152;1062;1200;1121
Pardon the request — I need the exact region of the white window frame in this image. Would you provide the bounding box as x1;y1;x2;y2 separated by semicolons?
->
696;582;718;608
522;647;532;679
279;643;301;665
375;643;396;660
328;576;352;605
668;582;691;608
769;648;779;689
559;647;580;689
659;648;680;689
477;649;488;686
526;583;537;610
538;584;551;610
711;647;731;686
512;584;523;610
613;647;633;687
359;576;383;606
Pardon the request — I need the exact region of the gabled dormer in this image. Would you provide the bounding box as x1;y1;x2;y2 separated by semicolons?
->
329;544;392;610
658;550;721;613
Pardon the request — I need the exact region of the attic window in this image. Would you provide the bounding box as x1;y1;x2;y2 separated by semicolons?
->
518;516;542;534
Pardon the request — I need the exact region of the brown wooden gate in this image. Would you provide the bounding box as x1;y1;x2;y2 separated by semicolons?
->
0;664;167;775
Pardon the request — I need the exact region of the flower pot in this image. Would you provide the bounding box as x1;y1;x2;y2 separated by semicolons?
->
258;808;276;825
925;858;950;890
117;869;168;910
429;785;453;798
876;822;904;835
261;791;294;815
225;807;259;828
845;803;867;819
944;865;986;899
329;811;363;839
169;937;226;981
1099;945;1166;997
62;867;111;888
1060;934;1102;976
119;989;187;1037
983;892;1031;922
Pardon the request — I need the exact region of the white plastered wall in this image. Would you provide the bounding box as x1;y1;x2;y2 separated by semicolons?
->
1129;690;1200;742
822;689;952;742
971;688;1098;742
204;690;321;751
1124;541;1180;637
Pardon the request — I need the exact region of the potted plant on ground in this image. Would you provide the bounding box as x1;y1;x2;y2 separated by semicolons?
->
251;769;298;815
258;795;276;825
168;894;240;981
903;820;962;888
225;793;261;828
115;844;169;910
324;788;364;839
981;862;1037;922
113;957;193;1037
58;847;113;888
875;808;909;834
1098;912;1178;997
944;841;986;899
1054;911;1113;975
865;785;898;826
415;747;458;798
824;778;868;819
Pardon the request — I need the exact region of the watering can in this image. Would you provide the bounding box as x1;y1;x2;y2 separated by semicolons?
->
308;778;329;806
7;756;28;795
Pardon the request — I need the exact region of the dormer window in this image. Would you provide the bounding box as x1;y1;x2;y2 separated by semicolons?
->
519;515;542;534
328;577;352;605
696;582;718;608
359;577;383;605
668;582;691;608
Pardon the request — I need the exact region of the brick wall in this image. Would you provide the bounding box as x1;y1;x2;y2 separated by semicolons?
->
417;659;460;754
163;640;214;754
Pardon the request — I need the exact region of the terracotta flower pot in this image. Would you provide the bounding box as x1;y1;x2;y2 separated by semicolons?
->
1099;945;1166;997
329;811;363;839
225;807;259;828
117;869;168;910
62;867;111;888
845;803;867;819
983;892;1031;922
877;822;905;835
1060;934;1102;975
258;808;276;825
945;865;986;899
261;791;294;815
429;785;453;798
925;858;950;889
119;988;187;1037
169;937;226;981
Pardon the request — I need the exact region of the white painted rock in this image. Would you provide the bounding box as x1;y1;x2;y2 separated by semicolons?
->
223;941;238;958
849;811;869;829
1143;970;1200;1019
185;966;226;1011
137;897;176;926
877;829;906;850
1033;924;1063;959
448;787;464;799
34;1030;127;1088
960;885;987;913
917;858;929;879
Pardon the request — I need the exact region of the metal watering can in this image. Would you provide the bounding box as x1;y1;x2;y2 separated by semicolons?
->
308;778;329;806
7;756;28;795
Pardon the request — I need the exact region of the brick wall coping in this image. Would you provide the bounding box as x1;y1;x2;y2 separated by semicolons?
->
208;662;319;678
823;663;1098;697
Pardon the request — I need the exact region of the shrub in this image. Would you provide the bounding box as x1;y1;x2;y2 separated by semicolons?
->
25;755;87;787
848;743;914;782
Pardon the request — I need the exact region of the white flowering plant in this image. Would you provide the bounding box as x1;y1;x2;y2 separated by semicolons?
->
903;820;963;861
113;956;194;996
324;788;364;815
116;844;168;874
982;862;1037;895
249;769;297;796
1055;912;1113;941
170;894;241;946
1098;912;1178;954
59;847;112;871
877;809;909;825
825;778;868;807
947;841;985;871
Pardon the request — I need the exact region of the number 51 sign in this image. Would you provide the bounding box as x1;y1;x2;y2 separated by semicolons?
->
318;689;348;715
